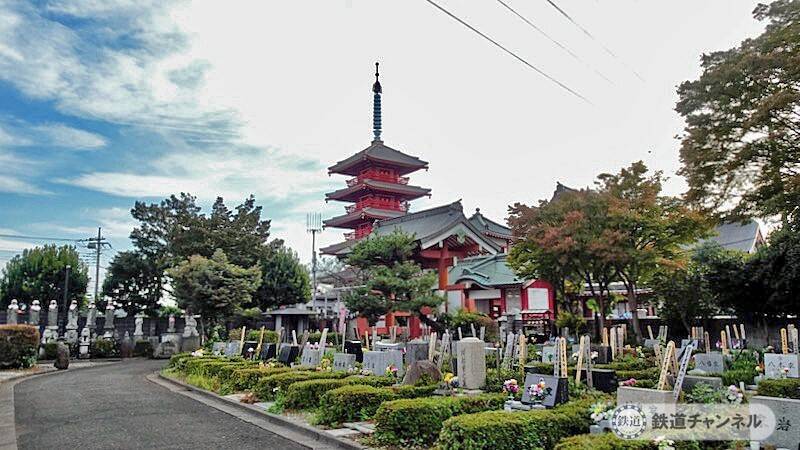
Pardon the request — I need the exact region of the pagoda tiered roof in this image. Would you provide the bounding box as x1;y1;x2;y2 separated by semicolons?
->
325;178;431;202
327;140;429;176
322;206;405;229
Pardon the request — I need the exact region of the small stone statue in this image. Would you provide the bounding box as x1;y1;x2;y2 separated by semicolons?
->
167;314;176;333
134;313;145;340
54;342;70;370
86;301;97;331
29;299;41;326
47;299;58;327
79;327;91;359
183;314;199;338
67;300;79;329
6;299;19;325
103;303;115;339
121;331;133;358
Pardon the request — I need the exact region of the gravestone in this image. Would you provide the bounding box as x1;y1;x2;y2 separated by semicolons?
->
259;343;276;361
241;340;259;359
154;340;178;359
681;375;723;393
764;353;800;378
133;314;145;341
693;352;725;373
300;347;322;367
595;345;612;365
521;373;568;407
540;346;556;363
405;339;429;366
121;332;134;358
28;300;40;326
750;395;800;449
65;300;79;343
332;353;356;372
402;360;442;385
78;327;90;359
643;339;660;349
581;368;617;393
363;350;404;377
224;341;242;357
344;340;364;362
456;337;486;390
680;339;699;349
211;342;226;355
616;386;675;407
181;334;201;353
374;341;403;352
278;344;300;365
5;299;19;325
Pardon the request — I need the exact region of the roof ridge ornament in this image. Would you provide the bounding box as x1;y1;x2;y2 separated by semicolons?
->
372;61;382;143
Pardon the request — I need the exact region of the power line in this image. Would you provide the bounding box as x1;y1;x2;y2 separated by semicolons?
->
542;0;644;81
0;233;81;242
424;0;592;104
495;0;614;85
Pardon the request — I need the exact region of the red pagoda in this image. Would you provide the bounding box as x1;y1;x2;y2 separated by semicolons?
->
323;63;431;243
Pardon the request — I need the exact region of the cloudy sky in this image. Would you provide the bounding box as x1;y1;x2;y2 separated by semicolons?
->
0;0;766;285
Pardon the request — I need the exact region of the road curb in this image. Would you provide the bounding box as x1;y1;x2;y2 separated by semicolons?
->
0;360;121;450
155;372;365;450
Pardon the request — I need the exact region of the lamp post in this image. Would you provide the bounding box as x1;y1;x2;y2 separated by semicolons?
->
60;264;71;338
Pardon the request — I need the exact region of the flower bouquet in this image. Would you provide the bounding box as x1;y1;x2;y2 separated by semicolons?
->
443;372;459;393
725;384;744;404
621;378;637;387
527;378;551;404
502;378;519;400
589;401;614;424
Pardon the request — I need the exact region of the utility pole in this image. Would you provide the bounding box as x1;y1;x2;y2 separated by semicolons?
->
307;213;322;322
84;227;111;304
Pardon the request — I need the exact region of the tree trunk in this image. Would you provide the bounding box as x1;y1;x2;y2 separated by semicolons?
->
597;295;606;331
627;287;643;343
418;311;446;334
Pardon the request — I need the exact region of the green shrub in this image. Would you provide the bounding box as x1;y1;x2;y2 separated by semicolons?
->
616;367;660;382
195;360;233;378
254;370;345;400
597;357;650;371
216;361;259;381
315;385;398;426
721;368;757;386
133;341;154;358
524;362;555;375
345;375;395;388
168;352;194;369
374;394;504;447
554;434;652;450
284;378;352;410
437;398;595;450
390;384;437;399
223;366;292;393
183;357;225;375
90;338;118;358
486;367;525;393
757;378;800;399
42;342;59;360
0;324;39;369
307;331;340;345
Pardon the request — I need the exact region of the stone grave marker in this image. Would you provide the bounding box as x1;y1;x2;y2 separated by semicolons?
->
750;395;800;448
259;343;276;361
363;350;404;377
333;353;356;372
616;386;675;407
764;353;800;378
681;375;723;393
694;352;724;373
374;341;403;352
456;337;486;390
643;339;660;349
521;373;568;407
344;340;364;362
225;341;242;357
300;346;321;367
405;339;429;366
211;342;227;356
540;346;556;364
278;344;300;365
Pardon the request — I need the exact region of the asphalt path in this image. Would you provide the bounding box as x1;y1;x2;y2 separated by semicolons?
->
14;359;307;450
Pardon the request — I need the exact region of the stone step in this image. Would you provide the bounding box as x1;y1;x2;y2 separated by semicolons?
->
342;421;375;434
325;428;362;438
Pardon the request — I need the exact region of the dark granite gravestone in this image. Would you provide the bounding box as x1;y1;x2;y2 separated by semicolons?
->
241;341;258;359
594;346;612;365
344;340;364;363
581;368;617;393
521;373;568;407
278;344;300;365
259;343;276;361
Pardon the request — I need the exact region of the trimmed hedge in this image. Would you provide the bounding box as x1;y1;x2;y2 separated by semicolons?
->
615;367;659;382
437;398;596;450
168;352;195;369
223;366;292;393
554;434;652;450
374;394;505;447
721;368;757;386
215;361;259;380
757;378;800;399
316;385;398;426
0;324;39;369
283;375;395;410
254;370;346;400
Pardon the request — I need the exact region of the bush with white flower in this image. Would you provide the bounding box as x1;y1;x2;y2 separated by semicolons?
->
588;401;614;423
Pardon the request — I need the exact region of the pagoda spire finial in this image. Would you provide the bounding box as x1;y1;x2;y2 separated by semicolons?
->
372;61;382;142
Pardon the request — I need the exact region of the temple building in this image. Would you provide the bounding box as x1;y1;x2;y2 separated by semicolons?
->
321;64;554;337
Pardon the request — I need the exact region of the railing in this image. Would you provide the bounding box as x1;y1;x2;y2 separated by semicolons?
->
345;198;408;214
345;170;409;187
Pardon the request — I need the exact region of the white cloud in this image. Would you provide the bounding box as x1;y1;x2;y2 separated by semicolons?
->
33;123;106;149
0;174;50;195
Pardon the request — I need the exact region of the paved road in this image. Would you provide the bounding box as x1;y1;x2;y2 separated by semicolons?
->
14;359;307;450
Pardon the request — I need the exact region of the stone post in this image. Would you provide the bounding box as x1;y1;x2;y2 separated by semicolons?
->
6;299;19;325
28;300;41;326
456;337;486;390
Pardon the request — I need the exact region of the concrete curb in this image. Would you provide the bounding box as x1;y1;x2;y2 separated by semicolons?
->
155;373;365;450
0;361;121;450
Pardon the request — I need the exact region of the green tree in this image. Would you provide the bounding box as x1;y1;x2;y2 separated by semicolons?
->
508;188;617;331
253;244;311;310
167;250;262;334
676;0;800;222
0;245;89;309
343;232;442;330
101;251;162;315
597;161;710;340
